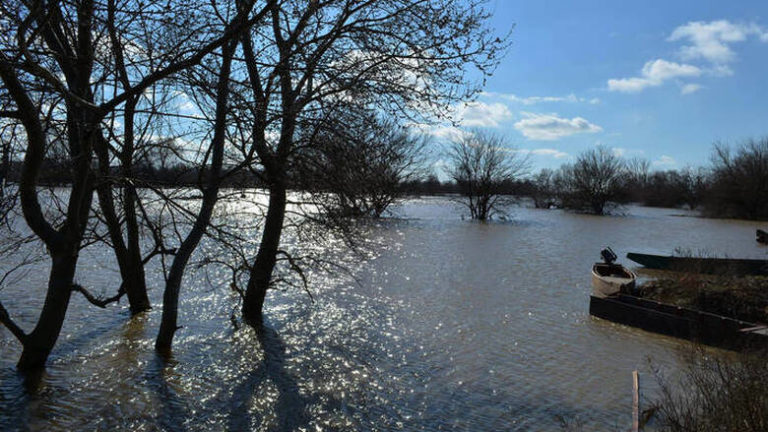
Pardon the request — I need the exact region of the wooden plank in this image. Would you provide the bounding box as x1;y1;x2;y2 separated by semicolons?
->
632;370;639;432
739;325;768;333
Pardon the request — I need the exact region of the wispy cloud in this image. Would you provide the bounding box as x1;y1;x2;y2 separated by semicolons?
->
514;112;602;141
669;20;768;66
410;124;468;142
609;20;768;95
680;83;702;95
517;148;570;158
483;92;600;105
608;59;701;93
653;155;677;167
451;101;513;127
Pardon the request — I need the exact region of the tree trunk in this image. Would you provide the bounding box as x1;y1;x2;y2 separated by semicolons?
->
243;183;287;325
94;125;150;314
17;253;77;371
123;188;150;314
0;139;8;197
154;38;238;355
95;180;151;314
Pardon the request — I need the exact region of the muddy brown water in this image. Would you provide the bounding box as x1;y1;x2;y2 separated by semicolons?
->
1;197;766;431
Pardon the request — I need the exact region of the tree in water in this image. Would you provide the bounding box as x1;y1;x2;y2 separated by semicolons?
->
230;0;510;325
0;0;268;369
557;146;626;215
296;111;428;219
705;137;768;219
447;130;529;221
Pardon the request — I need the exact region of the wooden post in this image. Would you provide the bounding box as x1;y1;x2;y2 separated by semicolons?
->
632;370;640;432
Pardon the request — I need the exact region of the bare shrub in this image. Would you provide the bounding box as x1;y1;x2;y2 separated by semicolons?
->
651;349;768;432
706;137;768;219
447;131;529;220
556;147;626;215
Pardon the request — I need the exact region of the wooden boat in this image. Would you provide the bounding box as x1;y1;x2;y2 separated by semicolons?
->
757;229;768;244
589;294;768;351
626;252;768;276
591;263;636;298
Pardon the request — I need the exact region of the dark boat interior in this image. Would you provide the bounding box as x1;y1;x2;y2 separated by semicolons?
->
593;263;633;279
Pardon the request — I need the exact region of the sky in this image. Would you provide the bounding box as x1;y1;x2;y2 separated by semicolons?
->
430;0;768;172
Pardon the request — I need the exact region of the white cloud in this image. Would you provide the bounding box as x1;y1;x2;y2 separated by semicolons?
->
483;92;599;105
514;112;602;141
668;20;767;65
522;148;570;158
412;124;468;142
171;90;201;114
653;155;677;167
452;101;512;127
611;147;645;157
608;59;701;93
681;83;702;95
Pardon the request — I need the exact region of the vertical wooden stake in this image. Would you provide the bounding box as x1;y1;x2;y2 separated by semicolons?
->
632;370;640;432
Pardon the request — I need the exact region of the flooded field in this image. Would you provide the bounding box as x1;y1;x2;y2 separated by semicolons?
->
1;197;766;431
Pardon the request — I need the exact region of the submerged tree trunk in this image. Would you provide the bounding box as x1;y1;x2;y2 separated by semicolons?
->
17;253;78;371
0;139;8;196
154;38;238;356
242;183;286;325
95;172;151;314
94;99;151;315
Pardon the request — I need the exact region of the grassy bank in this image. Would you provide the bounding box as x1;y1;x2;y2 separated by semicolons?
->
638;275;768;324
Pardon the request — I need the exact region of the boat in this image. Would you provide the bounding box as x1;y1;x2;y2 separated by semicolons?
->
626;252;768;276
589;293;768;351
591;248;637;298
757;229;768;244
589;248;768;350
592;263;636;298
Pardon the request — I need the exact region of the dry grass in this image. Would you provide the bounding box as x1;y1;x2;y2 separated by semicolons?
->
638;276;768;324
650;348;768;432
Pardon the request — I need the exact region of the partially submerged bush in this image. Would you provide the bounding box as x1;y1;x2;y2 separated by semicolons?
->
651;349;768;432
555;147;626;215
705;137;768;220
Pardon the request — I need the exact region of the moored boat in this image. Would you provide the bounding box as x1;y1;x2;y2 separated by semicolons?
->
592;263;636;298
626;252;768;276
591;247;637;298
589;294;768;351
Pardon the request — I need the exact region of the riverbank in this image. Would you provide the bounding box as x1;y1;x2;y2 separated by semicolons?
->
638;275;768;324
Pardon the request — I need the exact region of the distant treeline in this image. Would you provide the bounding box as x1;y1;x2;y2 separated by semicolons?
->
410;136;768;221
4;136;768;221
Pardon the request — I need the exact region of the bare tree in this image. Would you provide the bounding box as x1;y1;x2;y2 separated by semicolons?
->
530;169;557;209
0;0;268;370
230;0;509;325
297;112;428;218
447;131;528;221
706;137;768;219
557;147;626;215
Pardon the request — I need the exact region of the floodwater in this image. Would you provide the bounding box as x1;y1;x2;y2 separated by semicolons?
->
1;197;766;431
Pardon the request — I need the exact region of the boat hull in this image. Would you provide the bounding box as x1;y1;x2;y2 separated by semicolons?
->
626;252;768;276
758;229;768;244
589;294;768;351
591;264;636;298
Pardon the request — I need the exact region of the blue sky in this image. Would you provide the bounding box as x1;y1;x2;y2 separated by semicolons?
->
433;0;768;172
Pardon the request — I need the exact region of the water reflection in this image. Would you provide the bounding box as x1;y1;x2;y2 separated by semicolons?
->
227;325;320;431
2;199;768;431
146;355;190;432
